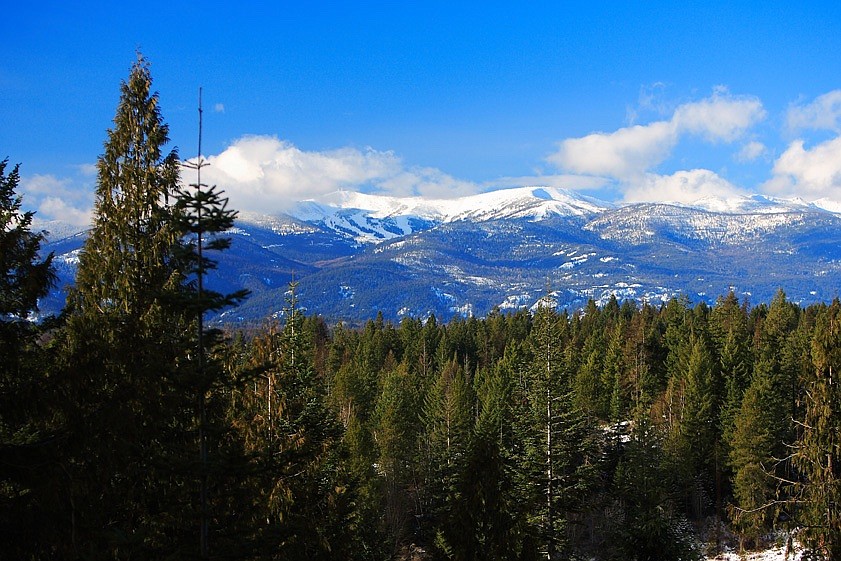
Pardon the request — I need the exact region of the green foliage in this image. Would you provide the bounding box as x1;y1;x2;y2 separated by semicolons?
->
7;61;841;557
52;54;196;558
608;411;702;561
728;357;788;544
229;297;357;559
790;300;841;559
421;357;474;557
0;159;55;321
664;334;719;518
0;159;58;560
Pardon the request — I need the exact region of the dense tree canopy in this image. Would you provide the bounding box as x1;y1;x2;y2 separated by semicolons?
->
0;159;57;559
5;55;841;561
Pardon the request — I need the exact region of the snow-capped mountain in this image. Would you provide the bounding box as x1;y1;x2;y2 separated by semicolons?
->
36;186;841;324
287;186;609;245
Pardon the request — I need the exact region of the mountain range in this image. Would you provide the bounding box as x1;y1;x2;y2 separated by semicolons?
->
37;186;841;324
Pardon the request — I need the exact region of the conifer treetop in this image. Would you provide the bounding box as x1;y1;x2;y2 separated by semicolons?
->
73;53;181;318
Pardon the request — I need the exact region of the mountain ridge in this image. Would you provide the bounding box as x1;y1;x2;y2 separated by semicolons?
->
35;185;841;324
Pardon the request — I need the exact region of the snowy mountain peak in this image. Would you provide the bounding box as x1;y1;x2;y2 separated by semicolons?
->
244;186;841;248
683;194;841;215
440;186;611;221
287;186;611;244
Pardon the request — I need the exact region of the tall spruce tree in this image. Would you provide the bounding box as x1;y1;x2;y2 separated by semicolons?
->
728;289;801;547
609;407;702;561
465;351;528;560
0;158;56;427
373;361;421;555
668;335;719;519
173;89;251;558
229;292;356;560
55;54;194;557
422;356;474;556
522;299;597;559
728;356;787;546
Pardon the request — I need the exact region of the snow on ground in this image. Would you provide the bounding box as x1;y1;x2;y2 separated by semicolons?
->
707;544;805;561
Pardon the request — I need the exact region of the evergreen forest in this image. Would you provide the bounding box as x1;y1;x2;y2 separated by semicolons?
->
3;56;841;561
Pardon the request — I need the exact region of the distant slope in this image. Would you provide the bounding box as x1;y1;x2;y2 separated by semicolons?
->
36;187;841;323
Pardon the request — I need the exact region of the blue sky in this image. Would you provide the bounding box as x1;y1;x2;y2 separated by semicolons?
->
4;2;841;224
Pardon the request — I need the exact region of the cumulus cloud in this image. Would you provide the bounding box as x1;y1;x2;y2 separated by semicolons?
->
213;103;225;113
672;89;766;142
548;121;676;179
200;135;480;213
21;174;93;227
735;140;767;163
765;137;841;199
624;169;745;204
787;90;841;132
22;174;74;197
37;197;92;227
548;89;765;181
375;167;477;199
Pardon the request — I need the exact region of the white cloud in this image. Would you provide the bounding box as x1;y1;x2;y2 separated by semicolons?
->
201;135;481;213
213;103;225;113
22;174;74;196
76;163;98;176
37;197;92;227
787;90;841;132
765;137;841;199
483;174;611;191
548;121;676;179
624;169;745;204
735;140;767;162
20;174;94;226
548;89;765;181
376;167;477;199
672;89;765;142
625;81;668;125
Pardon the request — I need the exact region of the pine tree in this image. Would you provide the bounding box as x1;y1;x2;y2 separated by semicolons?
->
623;302;663;407
231;293;355;560
790;300;841;559
53;54;196;557
728;357;787;546
458;356;525;560
0;159;56;323
609;407;702;561
606;322;628;421
421;356;474;556
0;159;58;558
718;325;752;443
174;99;268;558
0;158;56;426
729;290;801;543
71;57;182;321
373;361;423;555
521;299;597;559
671;335;719;518
573;331;608;419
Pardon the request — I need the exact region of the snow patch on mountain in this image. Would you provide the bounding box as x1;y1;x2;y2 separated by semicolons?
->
586;202;833;246
237;210;320;235
684;194;841;215
288;186;610;244
244;187;841;247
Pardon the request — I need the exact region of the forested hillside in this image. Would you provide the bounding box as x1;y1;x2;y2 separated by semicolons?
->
3;57;841;561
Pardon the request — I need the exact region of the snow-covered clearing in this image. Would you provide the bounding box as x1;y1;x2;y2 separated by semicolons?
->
707;544;805;561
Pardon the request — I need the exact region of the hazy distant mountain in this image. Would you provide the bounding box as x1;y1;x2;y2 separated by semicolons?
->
36;186;841;324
